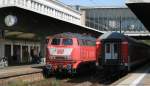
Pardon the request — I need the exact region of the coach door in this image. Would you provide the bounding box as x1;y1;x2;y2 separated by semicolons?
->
105;43;119;60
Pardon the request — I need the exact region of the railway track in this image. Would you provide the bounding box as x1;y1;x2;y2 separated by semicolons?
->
0;64;134;86
30;67;128;86
34;64;150;86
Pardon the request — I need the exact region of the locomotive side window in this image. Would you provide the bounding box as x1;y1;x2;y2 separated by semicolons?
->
78;39;96;46
78;39;87;46
62;38;73;45
51;38;60;45
78;39;85;46
86;40;96;46
83;40;87;46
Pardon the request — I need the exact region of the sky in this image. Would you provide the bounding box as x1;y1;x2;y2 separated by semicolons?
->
59;0;126;7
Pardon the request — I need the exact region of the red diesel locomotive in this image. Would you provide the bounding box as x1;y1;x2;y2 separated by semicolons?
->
43;32;98;75
97;32;150;71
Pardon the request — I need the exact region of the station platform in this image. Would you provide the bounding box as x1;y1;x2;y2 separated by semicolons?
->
0;64;45;85
113;64;150;86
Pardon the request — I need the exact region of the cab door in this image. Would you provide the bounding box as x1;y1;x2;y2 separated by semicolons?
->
105;43;119;60
105;43;111;59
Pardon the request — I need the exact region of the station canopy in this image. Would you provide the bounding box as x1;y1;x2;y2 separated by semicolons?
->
126;0;150;32
0;7;102;40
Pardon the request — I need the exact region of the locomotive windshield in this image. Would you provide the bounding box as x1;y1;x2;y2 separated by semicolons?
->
62;38;73;45
51;38;60;45
51;38;73;45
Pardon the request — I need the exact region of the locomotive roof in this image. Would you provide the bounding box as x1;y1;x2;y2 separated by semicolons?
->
52;32;96;41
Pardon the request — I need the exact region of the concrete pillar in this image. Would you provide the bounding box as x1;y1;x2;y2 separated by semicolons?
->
20;45;22;63
38;45;40;54
0;40;5;68
28;45;31;62
1;43;5;58
0;43;3;58
80;10;86;26
11;44;13;56
40;37;46;64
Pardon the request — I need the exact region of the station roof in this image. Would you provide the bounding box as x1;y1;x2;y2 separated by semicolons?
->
0;6;103;40
46;0;81;14
126;0;150;3
126;0;150;32
80;6;128;9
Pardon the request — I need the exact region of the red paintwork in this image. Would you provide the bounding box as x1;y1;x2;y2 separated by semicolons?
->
96;39;101;63
121;41;128;64
46;36;97;71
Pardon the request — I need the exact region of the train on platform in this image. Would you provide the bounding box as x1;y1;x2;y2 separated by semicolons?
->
43;32;98;76
97;32;150;72
43;32;150;76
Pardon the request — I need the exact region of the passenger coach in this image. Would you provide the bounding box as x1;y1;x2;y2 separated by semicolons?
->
97;32;150;71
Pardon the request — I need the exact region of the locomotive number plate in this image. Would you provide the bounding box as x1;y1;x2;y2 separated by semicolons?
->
57;49;64;54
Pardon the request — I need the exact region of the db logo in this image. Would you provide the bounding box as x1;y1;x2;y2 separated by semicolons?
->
57;49;64;54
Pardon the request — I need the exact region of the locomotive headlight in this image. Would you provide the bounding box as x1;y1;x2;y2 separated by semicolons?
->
66;64;72;70
46;64;52;69
49;56;55;59
49;56;52;59
64;56;68;59
53;56;55;59
49;56;51;59
65;56;72;60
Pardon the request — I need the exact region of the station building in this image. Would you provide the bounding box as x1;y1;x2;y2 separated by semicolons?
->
0;0;86;68
0;35;41;67
79;6;148;32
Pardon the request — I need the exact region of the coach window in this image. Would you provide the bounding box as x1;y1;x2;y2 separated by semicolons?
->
114;44;118;53
62;38;73;45
51;38;60;45
106;44;110;53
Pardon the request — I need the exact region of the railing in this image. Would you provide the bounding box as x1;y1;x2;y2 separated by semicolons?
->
0;0;81;25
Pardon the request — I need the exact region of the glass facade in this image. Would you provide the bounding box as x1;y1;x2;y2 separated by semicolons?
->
82;7;147;32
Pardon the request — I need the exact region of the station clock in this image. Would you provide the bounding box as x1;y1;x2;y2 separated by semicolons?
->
4;15;17;27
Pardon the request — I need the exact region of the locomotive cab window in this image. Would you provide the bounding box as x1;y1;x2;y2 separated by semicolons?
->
62;38;73;45
51;38;60;45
